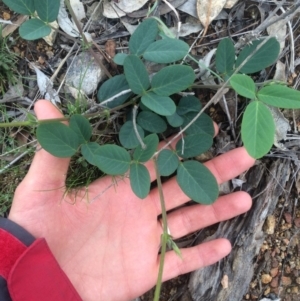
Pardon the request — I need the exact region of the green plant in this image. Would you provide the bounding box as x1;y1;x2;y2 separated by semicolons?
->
0;27;18;93
36;18;219;205
215;37;300;158
2;0;60;40
2;17;300;300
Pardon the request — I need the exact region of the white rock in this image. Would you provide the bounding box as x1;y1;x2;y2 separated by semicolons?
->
66;52;106;95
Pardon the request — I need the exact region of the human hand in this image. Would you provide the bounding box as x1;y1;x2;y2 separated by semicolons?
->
9;100;255;301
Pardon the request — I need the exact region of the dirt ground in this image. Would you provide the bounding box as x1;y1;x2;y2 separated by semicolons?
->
1;1;300;301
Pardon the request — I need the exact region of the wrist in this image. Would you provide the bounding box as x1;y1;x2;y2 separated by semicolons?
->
0;217;82;301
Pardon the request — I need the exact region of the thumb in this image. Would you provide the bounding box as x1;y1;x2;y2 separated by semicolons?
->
24;100;70;189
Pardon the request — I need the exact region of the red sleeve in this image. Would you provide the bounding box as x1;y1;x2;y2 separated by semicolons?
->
0;217;82;301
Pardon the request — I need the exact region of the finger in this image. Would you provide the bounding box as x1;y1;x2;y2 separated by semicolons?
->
151;147;255;214
24;100;70;188
162;238;231;282
145;122;219;182
162;191;251;239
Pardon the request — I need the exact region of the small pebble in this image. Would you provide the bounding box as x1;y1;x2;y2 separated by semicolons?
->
270;276;279;288
281;276;292;286
261;274;272;284
270;267;279;277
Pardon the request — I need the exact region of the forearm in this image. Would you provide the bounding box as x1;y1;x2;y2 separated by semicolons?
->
0;217;82;301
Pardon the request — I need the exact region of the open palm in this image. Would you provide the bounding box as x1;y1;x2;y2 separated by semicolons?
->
9;100;255;301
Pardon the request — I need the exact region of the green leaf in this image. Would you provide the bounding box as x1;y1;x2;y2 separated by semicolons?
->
19;19;51;40
124;55;150;95
151;65;195;96
119;121;144;149
129;18;159;56
141;92;176;116
137;111;167;133
98;74;131;108
177;96;202;115
2;0;34;15
257;85;300;109
166;111;184;127
113;53;128;65
182;112;214;136
230;74;256;99
34;0;60;22
133;134;159;162
216;37;235;74
157;149;179;176
236;38;280;74
176;133;213;158
81;142;101;166
83;144;131;175
37;122;79;157
143;38;189;63
241;101;275;159
130;163;151;199
176;161;219;204
69;114;92;144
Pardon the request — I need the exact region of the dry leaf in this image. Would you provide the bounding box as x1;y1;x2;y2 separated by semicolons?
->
199;48;217;85
267;16;287;54
43;21;58;46
274;61;287;82
33;65;61;105
57;0;80;37
103;0;149;19
70;0;86;21
105;40;116;59
2;15;28;37
224;0;239;9
170;16;203;37
196;0;227;27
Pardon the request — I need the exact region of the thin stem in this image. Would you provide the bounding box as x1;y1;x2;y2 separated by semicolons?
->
64;0;112;79
132;105;146;149
153;157;168;301
0;117;69;128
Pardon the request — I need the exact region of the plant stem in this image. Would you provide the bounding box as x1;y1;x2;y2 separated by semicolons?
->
0;117;69;128
153;157;168;301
